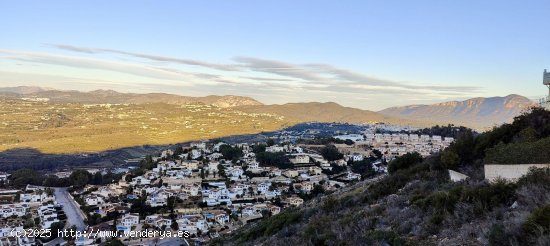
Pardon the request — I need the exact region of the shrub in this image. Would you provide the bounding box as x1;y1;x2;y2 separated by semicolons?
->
516;167;550;189
321;196;339;212
365;230;408;246
320;145;343;161
484;137;550;164
460;180;516;215
488;223;508;246
522;204;550;242
236;208;303;243
388;152;423;174
440;150;459;170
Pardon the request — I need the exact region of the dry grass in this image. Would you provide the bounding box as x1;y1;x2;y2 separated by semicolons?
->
0;99;297;154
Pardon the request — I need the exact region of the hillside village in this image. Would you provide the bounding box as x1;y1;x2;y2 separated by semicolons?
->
0;123;457;245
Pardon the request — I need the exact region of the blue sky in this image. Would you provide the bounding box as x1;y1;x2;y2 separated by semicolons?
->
1;1;549;110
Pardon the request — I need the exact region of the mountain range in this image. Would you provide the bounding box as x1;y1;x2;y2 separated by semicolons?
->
0;86;537;130
378;94;536;129
0;86;263;108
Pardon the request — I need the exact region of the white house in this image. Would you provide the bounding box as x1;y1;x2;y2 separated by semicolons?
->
0;204;28;218
290;155;310;164
265;146;284;153
117;213;140;233
85;195;105;206
349;153;364;162
130;176;151;186
287;197;304;207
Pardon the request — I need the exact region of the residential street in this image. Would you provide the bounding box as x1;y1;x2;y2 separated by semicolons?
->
54;187;87;231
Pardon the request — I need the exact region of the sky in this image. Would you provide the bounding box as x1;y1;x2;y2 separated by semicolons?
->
1;1;549;110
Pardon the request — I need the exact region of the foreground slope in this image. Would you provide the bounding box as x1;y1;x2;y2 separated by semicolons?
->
218;108;550;246
379;94;535;130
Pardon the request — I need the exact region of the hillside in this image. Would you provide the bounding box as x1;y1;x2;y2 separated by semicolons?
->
0;87;537;154
0;86;52;94
218;108;550;246
379;95;536;130
0;86;263;107
0;98;293;154
2;87;536;130
238;102;424;126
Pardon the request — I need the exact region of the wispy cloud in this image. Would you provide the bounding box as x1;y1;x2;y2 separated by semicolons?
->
0;49;210;83
50;44;241;71
1;45;487;110
47;44;483;95
239;76;294;82
233;57;483;93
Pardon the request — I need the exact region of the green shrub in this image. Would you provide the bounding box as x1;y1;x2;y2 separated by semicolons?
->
388;152;423;174
523;204;550;241
484;137;550;164
516;167;550;189
488;223;508;246
321;196;339;212
236;208;303;242
440;150;459;170
461;180;516;215
365;230;408;246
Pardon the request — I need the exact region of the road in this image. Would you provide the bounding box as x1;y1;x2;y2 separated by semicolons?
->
54;188;87;231
127;237;189;246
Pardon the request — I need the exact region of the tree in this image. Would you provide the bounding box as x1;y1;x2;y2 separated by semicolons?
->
447;130;475;166
167;197;176;213
344;139;354;145
388;152;423;174
171;220;179;230
92;171;103;185
252;144;267;154
440;150;459;170
351;160;376;178
173;144;184;158
48;221;65;240
10;169;44;187
43;175;68;187
219;144;243;161
320;145;343;161
266;138;275;147
256;152;291;169
371;149;383;160
69;170;92;187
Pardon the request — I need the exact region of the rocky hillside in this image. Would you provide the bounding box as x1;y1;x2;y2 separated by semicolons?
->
379;95;536;130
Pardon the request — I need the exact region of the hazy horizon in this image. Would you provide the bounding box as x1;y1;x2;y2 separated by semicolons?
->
0;84;536;111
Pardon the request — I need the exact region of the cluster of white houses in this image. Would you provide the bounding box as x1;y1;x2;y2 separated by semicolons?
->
0;185;59;245
0;122;460;245
334;133;454;159
65;134;403;244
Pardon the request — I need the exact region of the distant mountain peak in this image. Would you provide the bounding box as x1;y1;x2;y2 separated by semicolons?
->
0;86;52;94
379;95;536;130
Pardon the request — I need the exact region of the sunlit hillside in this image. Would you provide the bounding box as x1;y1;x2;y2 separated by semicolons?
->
0;98;294;153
